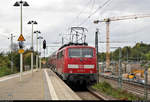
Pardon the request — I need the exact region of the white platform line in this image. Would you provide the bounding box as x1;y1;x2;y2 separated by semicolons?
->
44;69;58;100
0;75;19;82
0;70;36;82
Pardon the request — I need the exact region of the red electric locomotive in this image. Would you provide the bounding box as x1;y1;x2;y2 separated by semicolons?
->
48;42;97;84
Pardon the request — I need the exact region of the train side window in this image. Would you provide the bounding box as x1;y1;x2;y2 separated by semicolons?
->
62;51;64;57
57;53;59;59
60;51;63;58
57;51;64;59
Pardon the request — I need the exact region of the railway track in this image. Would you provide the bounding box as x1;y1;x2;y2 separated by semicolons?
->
65;82;102;100
75;90;101;100
100;75;150;99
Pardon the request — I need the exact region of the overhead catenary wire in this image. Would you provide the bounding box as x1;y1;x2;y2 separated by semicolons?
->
59;0;112;46
67;0;93;27
77;0;112;26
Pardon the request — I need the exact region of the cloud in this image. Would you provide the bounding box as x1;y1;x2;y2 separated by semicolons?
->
0;0;150;56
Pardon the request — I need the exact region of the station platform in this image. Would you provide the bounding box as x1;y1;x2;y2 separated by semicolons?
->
0;68;81;100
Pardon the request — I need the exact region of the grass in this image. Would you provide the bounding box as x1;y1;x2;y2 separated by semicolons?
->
0;66;18;77
92;81;144;100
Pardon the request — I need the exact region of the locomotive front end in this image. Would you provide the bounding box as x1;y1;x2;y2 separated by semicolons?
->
63;46;97;84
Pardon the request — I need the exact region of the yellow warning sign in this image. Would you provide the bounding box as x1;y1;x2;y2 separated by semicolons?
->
18;49;24;53
18;34;25;41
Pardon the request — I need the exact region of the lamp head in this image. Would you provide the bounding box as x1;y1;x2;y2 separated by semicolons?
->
23;1;29;6
93;20;99;24
13;2;20;6
28;21;31;24
34;21;38;24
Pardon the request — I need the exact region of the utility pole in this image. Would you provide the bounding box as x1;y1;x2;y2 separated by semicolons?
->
8;34;15;73
118;47;122;88
62;37;64;45
125;47;129;73
34;31;41;71
37;36;43;70
95;28;99;83
144;66;148;101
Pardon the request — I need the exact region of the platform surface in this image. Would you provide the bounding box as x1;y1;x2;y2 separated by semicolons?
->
0;68;81;100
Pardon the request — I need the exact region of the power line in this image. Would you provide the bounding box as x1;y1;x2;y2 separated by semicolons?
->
77;0;92;19
99;41;138;43
77;0;112;26
88;0;112;19
66;0;92;29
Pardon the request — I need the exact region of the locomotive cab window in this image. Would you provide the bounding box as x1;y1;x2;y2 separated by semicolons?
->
68;48;93;58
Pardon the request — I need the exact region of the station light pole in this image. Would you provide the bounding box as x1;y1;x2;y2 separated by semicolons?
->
28;21;37;76
34;30;41;71
13;0;29;35
37;36;43;70
13;0;29;81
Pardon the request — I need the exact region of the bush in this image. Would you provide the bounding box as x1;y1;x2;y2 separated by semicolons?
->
92;81;143;100
0;66;13;77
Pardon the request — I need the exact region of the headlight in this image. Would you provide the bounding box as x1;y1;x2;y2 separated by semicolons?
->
68;64;79;68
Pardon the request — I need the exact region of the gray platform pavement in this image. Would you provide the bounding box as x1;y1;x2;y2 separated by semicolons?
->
0;68;81;100
0;69;45;100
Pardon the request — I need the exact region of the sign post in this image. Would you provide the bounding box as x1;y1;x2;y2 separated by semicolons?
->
18;34;25;81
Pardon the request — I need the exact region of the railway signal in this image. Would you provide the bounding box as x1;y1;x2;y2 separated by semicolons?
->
43;40;46;49
43;40;46;58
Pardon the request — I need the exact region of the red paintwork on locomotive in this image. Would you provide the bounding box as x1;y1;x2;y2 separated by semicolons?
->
49;45;97;75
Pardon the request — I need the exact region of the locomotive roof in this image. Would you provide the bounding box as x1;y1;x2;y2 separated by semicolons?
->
49;43;95;57
58;42;89;50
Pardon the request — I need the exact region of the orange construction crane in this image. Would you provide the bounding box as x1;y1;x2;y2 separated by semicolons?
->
94;14;150;69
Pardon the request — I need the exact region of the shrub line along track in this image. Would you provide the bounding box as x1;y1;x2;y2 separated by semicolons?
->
100;75;150;99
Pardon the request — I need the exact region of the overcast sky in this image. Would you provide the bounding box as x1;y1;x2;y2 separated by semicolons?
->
0;0;150;56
